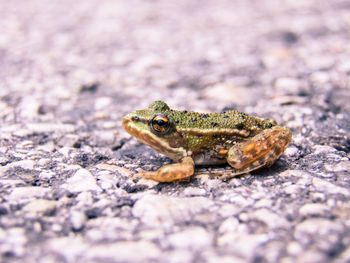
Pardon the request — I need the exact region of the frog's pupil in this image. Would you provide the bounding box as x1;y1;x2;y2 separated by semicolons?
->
151;114;171;135
155;118;166;126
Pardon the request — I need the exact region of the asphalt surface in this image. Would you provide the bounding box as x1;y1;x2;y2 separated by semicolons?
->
0;0;350;262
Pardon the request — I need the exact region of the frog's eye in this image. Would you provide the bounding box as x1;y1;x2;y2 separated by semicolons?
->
150;114;172;135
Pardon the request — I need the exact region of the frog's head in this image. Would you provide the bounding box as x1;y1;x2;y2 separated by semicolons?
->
122;101;186;160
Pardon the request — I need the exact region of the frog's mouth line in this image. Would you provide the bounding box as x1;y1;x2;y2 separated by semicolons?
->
122;116;186;161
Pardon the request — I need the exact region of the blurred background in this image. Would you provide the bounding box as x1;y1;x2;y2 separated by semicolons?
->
1;0;349;119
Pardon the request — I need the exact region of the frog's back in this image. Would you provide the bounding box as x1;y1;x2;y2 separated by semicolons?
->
168;109;274;133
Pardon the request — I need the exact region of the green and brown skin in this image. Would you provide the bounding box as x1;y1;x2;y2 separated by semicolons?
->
122;101;292;182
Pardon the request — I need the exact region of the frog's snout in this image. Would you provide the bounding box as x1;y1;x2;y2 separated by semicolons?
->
122;114;132;131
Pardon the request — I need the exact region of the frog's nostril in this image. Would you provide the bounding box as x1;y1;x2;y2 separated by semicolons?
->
131;115;139;122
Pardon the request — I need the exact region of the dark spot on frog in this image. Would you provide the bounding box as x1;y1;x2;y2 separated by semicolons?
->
223;115;229;119
200;114;209;118
240;114;247;119
259;158;266;165
191;118;197;122
175;120;179;124
236;123;244;130
265;122;273;128
211;122;219;127
183;110;188;114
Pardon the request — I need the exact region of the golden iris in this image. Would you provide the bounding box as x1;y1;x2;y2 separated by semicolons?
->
150;114;172;135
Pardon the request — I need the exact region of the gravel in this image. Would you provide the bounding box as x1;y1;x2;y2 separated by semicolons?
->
1;0;350;262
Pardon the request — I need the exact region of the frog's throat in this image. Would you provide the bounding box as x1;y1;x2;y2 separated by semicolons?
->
122;118;187;161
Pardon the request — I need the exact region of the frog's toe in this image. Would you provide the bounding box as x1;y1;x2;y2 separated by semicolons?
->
131;172;143;182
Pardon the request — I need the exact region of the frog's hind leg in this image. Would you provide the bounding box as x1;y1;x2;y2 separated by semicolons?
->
132;157;195;183
227;126;292;175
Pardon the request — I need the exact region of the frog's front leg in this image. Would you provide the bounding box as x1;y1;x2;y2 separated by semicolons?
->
227;126;292;175
132;156;195;183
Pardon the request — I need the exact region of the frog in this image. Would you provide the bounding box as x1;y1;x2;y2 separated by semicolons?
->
122;101;292;183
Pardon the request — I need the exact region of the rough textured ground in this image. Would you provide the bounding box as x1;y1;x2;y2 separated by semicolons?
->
1;0;350;262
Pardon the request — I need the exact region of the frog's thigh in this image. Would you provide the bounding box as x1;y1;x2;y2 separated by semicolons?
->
227;126;292;172
134;157;195;183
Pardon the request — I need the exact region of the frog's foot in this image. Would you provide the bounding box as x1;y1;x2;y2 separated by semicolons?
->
132;157;195;183
227;126;292;174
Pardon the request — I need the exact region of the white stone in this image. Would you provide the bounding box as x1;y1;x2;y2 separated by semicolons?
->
167;226;213;250
22;199;56;214
294;218;343;241
217;233;268;259
287;241;303;256
76;192;94;205
0;228;27;257
163;249;194;263
94;130;115;145
183;187;206;196
312;178;349;196
8;187;50;201
36;142;55;153
279;170;312;181
88;216;138;232
220;192;254;207
325;160;350;172
310;71;330;84
57;146;73;158
0;179;25;187
218;203;241;218
284;146;299;157
254;198;273;208
251;208;288;228
296;249;328;263
137;229;164;241
70;211;87;231
218;218;240;234
48;237;88;262
85;241;161;262
203;82;253;104
97;172;118;190
305;55;335;70
197;174;222;189
274;77;301;94
6;160;35;170
94;97;112;111
38;171;56;180
26;123;75;133
313;145;337;155
132;194;213;229
62;169;101;193
299;203;330;217
204;252;246;263
58;134;79;147
18;98;40;120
